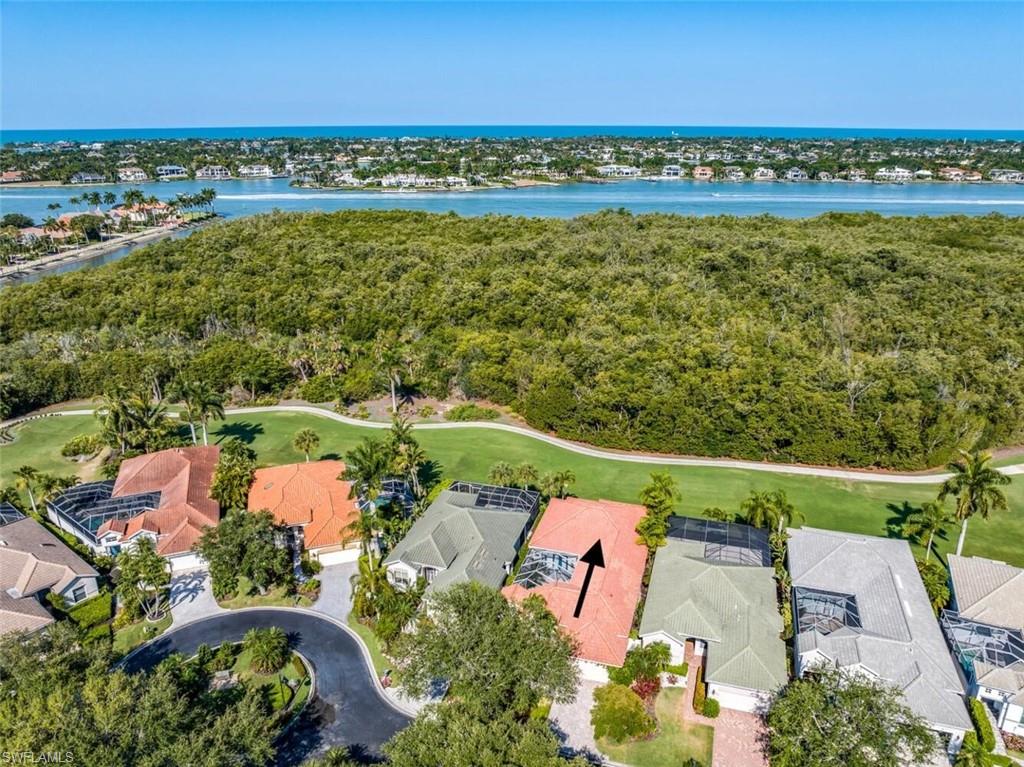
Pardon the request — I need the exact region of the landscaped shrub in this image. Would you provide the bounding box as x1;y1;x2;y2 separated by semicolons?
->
291;654;306;677
299;374;340;404
83;623;111;644
631;676;661;701
692;664;707;713
609;642;673;685
211;642;238;672
702;698;720;718
300;555;323;576
591;683;656;744
969;698;997;752
417;405;436;419
664;662;689;676
444;403;500;422
61;433;103;458
194;643;215;670
299;578;320;594
67;591;113;628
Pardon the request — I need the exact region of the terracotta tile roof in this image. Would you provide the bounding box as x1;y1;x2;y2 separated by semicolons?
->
97;446;220;556
503;498;648;667
247;461;359;551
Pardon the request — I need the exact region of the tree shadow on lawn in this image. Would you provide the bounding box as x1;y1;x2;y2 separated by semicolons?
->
884;501;953;548
214;421;265;445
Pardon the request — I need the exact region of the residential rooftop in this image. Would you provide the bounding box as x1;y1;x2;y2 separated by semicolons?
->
503;497;648;667
788;527;971;733
640;516;787;694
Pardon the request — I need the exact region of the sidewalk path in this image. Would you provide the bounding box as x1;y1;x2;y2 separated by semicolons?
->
11;405;1023;484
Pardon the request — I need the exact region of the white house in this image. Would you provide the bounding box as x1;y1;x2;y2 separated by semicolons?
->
596;164;641;177
195;165;231;180
753;167;777;181
784;167;808;181
875;166;914;183
156;164;188;179
237;164;275;178
117;167;149;183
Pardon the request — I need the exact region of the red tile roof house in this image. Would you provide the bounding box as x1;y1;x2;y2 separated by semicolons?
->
247;461;362;566
503;497;648;681
47;446;220;572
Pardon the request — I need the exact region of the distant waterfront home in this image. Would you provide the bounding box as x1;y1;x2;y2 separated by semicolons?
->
383;481;539;593
784;167;808;181
991;168;1024;183
723;165;746;181
692;166;714;181
238;163;275;178
661;164;684;177
195;165;232;180
639;517;787;712
874;166;914;183
69;171;105;184
0;504;99;637
942;555;1024;738
117;166;149;183
156;164;188;179
1;170;25;183
247;461;361;566
788;528;971;754
753;166;777;181
816;171;834;181
915;169;934;180
47;446;220;572
503;498;648;682
596;164;642;177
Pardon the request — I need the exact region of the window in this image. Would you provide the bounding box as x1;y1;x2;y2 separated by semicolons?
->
71;585;87;604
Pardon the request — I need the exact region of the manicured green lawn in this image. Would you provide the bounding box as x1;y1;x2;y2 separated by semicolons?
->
112;612;172;655
347;612;393;679
598;688;714;767
3;411;1022;566
217;575;312;610
225;647;311;712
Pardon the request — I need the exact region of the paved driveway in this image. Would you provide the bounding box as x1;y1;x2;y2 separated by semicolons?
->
169;570;224;625
312;562;356;622
549;679;602;761
120;608;411;764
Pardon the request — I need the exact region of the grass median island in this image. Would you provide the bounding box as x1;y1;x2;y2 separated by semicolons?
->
597;688;714;767
113;612;173;654
2;410;1022;566
216;575;313;610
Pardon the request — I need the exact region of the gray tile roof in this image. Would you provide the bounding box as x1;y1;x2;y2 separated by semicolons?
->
788;527;971;733
384;486;534;592
948;555;1024;629
639;538;788;693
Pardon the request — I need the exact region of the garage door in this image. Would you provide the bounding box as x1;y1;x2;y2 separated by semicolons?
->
314;548;361;566
168;552;206;573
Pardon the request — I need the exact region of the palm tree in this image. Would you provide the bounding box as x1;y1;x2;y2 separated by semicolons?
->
939;450;1011;557
345;507;379;564
741;489;804;534
488;461;516;486
102;192;116;206
36;474;79;505
68;196;81;210
243;627;289;674
342;437;391;500
902;501;952;561
293;428;320;462
350;552;389;617
13;466;40;514
96;390;133;453
46;202;61;212
539;469;576;499
174;381;224;445
392;439;426;497
374;335;405;415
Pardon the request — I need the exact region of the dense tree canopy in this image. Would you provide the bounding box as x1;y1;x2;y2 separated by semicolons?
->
2;209;1022;468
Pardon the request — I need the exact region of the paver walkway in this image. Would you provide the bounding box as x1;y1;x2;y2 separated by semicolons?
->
683;643;769;767
169;569;225;626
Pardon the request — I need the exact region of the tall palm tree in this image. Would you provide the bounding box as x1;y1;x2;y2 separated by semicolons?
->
373;335;405;414
243;627;289;674
350;552;389;615
13;466;40;514
36;474;79;505
902;500;952;561
101;192;116;206
174;380;223;445
392;440;426;497
514;463;538;490
293;428;320;462
96;390;133;453
342;437;391;501
939;450;1011;557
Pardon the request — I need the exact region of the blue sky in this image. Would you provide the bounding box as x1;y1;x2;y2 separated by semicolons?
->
2;1;1022;129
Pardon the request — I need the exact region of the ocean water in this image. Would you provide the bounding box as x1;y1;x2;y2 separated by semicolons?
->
4;124;1024;143
3;177;1023;224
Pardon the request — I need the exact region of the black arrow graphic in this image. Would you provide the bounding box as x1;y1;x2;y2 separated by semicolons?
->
573;540;606;618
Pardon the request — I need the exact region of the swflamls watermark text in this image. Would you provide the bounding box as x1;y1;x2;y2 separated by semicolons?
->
1;754;74;764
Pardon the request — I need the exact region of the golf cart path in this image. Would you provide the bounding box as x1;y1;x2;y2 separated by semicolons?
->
10;405;1023;484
